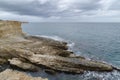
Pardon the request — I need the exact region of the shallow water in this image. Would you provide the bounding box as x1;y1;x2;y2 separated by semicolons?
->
22;22;120;80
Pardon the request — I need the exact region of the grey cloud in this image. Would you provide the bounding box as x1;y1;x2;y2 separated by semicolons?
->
0;0;103;17
72;0;101;11
0;0;120;22
0;0;58;17
108;1;120;10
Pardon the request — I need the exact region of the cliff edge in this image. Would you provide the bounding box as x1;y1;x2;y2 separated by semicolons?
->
0;20;118;79
0;21;24;38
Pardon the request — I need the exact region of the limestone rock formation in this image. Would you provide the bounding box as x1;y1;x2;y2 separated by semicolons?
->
0;20;117;75
0;69;47;80
9;58;40;72
0;20;24;38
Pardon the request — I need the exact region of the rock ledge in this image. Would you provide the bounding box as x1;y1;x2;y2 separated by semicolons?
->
0;20;116;75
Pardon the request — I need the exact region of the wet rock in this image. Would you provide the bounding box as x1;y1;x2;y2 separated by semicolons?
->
0;63;9;72
0;58;9;72
44;69;57;75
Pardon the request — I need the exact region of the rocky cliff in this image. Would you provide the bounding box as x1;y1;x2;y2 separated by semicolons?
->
0;21;24;38
0;20;118;80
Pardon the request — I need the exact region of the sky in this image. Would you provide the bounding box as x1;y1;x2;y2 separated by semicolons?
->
0;0;120;22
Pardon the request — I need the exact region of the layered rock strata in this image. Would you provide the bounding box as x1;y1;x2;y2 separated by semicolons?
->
0;20;116;75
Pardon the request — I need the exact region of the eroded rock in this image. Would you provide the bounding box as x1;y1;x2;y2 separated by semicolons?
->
9;58;40;72
0;20;117;75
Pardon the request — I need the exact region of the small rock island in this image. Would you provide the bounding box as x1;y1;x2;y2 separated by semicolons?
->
0;20;117;80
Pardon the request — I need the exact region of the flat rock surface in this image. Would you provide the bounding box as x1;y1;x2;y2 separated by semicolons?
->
0;69;47;80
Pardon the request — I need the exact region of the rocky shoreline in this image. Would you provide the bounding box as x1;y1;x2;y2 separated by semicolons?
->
0;20;119;80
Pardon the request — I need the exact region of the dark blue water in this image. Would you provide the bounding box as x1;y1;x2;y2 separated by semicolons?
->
22;23;120;80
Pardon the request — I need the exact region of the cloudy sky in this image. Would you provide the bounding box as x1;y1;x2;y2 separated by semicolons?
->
0;0;120;22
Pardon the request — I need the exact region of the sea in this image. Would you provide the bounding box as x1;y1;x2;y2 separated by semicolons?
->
22;22;120;80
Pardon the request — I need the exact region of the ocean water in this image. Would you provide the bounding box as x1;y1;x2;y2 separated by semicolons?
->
22;23;120;80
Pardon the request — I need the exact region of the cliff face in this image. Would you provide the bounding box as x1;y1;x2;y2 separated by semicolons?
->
0;21;24;38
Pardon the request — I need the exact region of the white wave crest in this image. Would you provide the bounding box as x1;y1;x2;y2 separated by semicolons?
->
35;35;65;41
83;70;120;80
67;42;75;51
67;42;75;48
